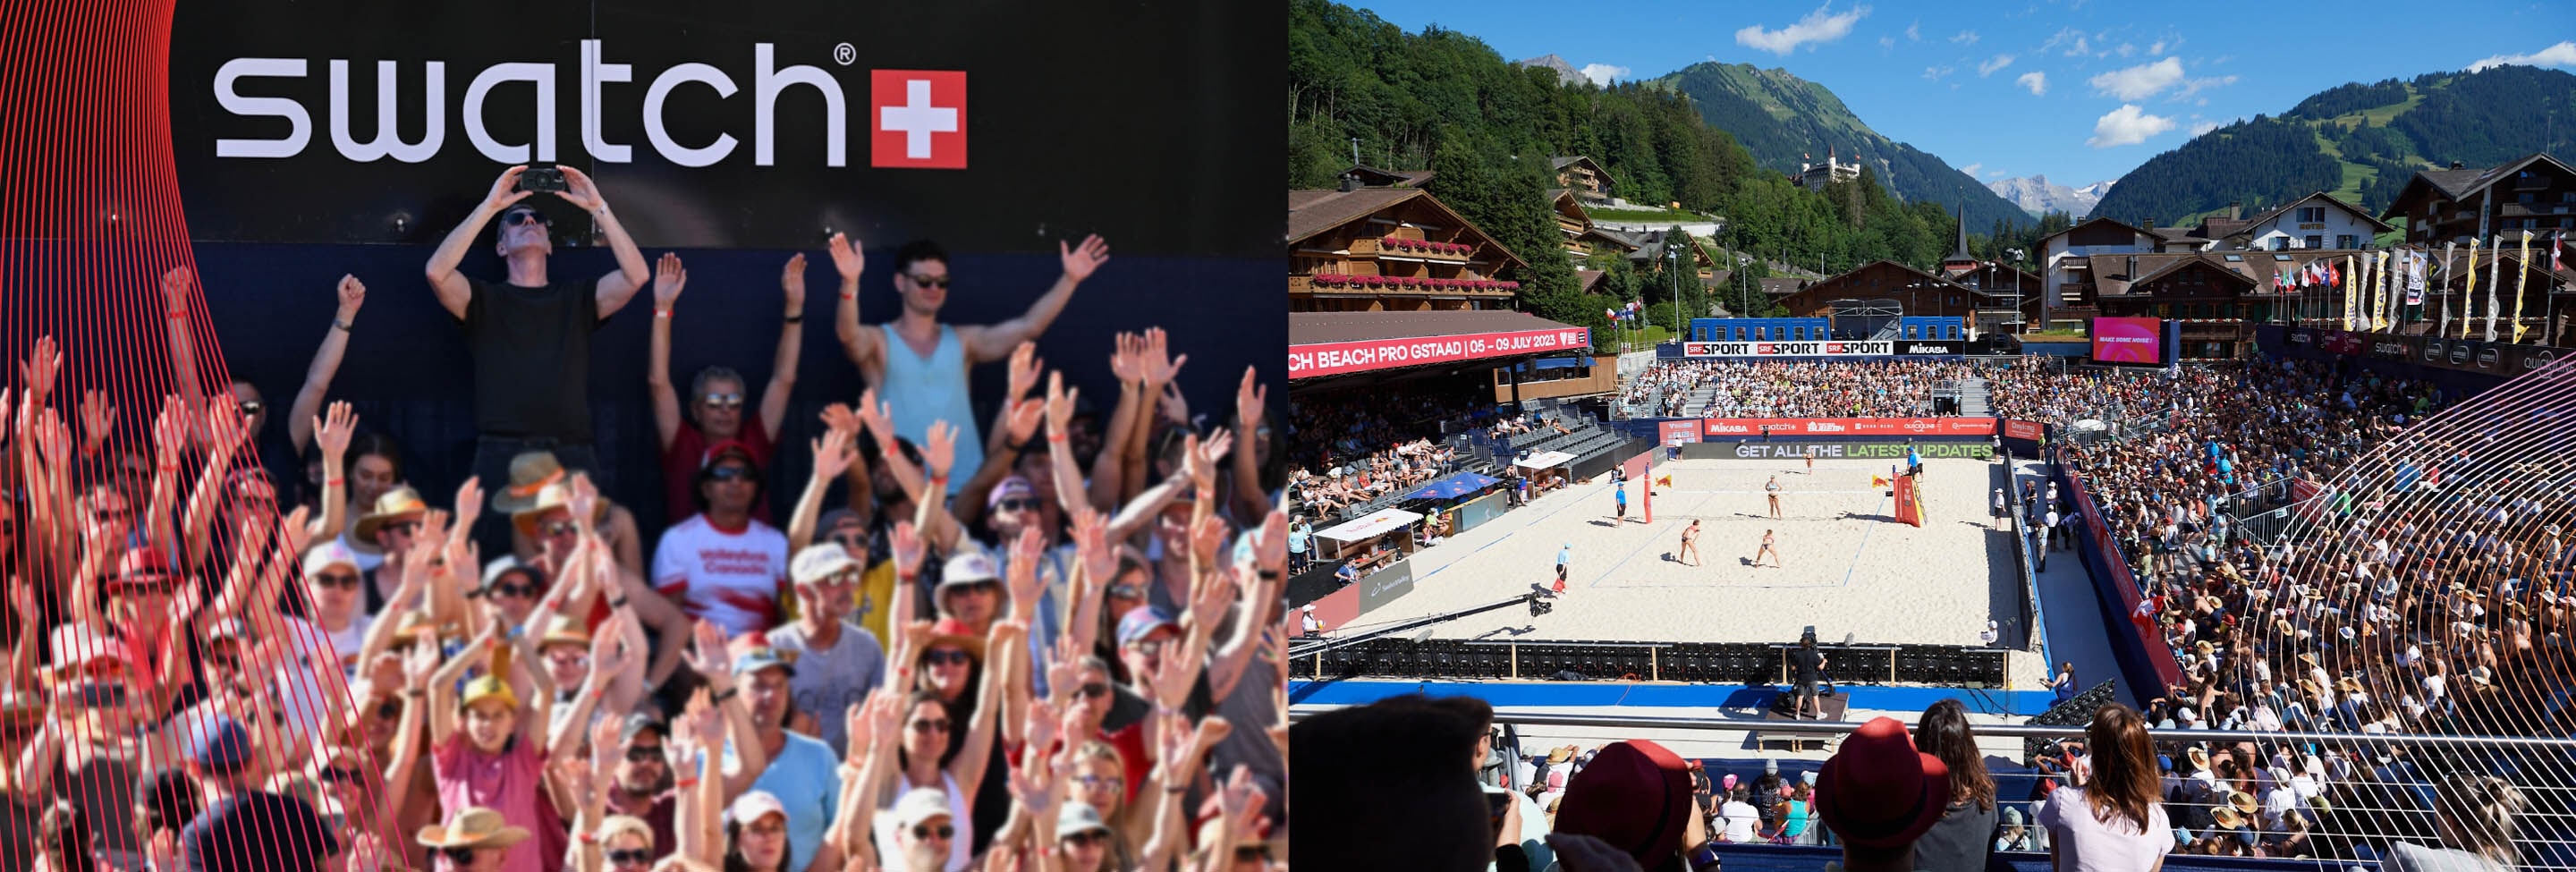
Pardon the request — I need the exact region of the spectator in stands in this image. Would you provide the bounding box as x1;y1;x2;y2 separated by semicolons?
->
1555;738;1710;872
175;714;342;872
1290;695;1492;871
829;233;1111;496
1815;716;1948;872
652;442;790;636
1912;699;1997;872
2036;704;2168;872
768;544;889;758
1288;515;1312;573
415;808;532;872
424;165;648;557
2387;775;2523;872
648;251;802;525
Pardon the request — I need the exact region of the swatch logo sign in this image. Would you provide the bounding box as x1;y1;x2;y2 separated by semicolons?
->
211;40;967;170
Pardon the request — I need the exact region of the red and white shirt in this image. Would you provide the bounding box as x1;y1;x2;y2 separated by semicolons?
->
652;514;791;636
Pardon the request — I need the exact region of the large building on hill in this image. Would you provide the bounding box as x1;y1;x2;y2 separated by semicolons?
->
1793;148;1861;191
2381;152;2576;245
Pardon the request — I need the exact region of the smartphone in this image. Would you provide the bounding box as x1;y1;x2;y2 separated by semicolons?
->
1486;791;1511;829
518;164;568;193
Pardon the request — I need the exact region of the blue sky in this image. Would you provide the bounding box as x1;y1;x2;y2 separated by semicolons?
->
1352;0;2575;187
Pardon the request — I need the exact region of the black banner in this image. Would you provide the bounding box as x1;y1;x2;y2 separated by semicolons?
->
2273;326;2572;377
168;0;1280;255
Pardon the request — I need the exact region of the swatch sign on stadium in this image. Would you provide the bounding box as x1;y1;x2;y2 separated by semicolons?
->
166;0;1277;255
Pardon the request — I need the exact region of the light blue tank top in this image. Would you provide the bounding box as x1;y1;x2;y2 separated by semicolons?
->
878;323;982;495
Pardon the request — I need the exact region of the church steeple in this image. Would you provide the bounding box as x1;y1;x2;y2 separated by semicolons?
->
1940;207;1979;276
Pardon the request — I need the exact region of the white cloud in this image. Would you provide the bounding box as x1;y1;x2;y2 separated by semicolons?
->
1923;64;1957;81
2089;104;2176;148
2115;42;2136;57
1735;3;1873;55
1961;163;1984;177
2016;71;2048;96
2067;35;2090;55
2190;121;2219;136
1905;21;1920;40
2041;27;2081;51
1979;54;2016;76
2148;39;2167;55
1579;63;1631;85
2467;40;2576;72
1986;168;2012;179
1878;36;1895;49
1951;30;1979;46
2172;75;2237;100
2089;56;2185;100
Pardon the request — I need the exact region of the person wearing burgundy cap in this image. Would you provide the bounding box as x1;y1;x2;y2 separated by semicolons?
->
1555;739;1715;872
1814;716;1950;872
650;440;790;636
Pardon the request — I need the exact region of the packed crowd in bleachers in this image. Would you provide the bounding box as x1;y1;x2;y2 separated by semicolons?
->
1625;359;1993;419
0;168;1286;872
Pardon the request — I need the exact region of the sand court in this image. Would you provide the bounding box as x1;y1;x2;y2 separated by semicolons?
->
1360;454;2047;685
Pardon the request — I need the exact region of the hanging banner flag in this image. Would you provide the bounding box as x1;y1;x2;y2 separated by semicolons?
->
2375;250;2393;332
2513;230;2534;343
2462;240;2480;339
2404;248;2424;306
2486;234;2504;343
2343;255;2358;332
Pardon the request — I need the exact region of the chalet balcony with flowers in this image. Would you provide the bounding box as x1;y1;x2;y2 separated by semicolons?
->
1288;182;1529;314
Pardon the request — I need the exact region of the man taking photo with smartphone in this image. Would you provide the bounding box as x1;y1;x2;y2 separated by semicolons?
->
424;164;649;556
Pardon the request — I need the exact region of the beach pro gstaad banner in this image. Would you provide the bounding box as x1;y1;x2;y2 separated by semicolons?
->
1682;340;1893;357
2089;317;2163;364
168;1;1278;256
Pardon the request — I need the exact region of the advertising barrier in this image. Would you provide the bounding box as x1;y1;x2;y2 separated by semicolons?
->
1699;417;1999;437
1682;340;1893;357
2002;419;2045;442
2054;447;2184;700
1354;558;1417;617
2089;317;2164;364
2269;325;2570;377
1290;327;1590;379
1720;441;1995;461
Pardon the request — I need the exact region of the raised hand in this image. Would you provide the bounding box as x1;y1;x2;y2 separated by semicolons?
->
1007;342;1046;400
483;165;533;211
152;396;188;465
891;521;926;578
818;402;861;437
1140;328;1186;386
18;336;60;402
811;428;858;483
553;755;597;801
679;619;735;690
1184;429;1234;492
1071;504;1111;582
1234;366;1267;430
566;472;599;530
844;693;878;766
314;401;357;462
653;252;687;312
1007;526;1045;609
278;504;313;556
854;388;895;449
1107;333;1144;385
403;633;442;689
1045;637;1082;708
34;409;72;468
1059;234;1111;284
554;165;606;213
923;420;956;480
1044;371;1080;442
160;265;193;309
1004;399;1043;445
450;478;484;543
864;688;902;755
77;389;114;449
204;401;250;453
1159;382;1190;428
335;274;367;323
826;233;865;284
778;252;809;313
589;612;635;678
1251;511;1289;574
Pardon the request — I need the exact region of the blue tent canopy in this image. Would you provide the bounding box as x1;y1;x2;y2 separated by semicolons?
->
1402;470;1501;502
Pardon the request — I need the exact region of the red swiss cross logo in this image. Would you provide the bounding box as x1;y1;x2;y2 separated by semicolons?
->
870;70;967;169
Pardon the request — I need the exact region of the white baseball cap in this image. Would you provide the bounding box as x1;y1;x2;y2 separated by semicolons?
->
790;544;860;587
894;788;953;829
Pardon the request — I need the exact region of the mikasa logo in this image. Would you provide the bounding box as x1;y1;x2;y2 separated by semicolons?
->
213;40;965;169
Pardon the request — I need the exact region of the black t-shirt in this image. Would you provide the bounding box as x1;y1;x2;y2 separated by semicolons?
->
181;791;339;872
1792;648;1822;685
462;276;602;441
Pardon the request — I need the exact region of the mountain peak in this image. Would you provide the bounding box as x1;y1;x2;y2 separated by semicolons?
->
1516;54;1581;85
1987;175;2114;218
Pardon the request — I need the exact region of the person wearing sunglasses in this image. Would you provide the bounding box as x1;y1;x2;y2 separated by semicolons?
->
413;808;530;872
584;815;658;872
175;715;343;872
870;788;957;872
474;557;548;634
651;442;789;637
301;541;376;671
424;164;648;563
1062;742;1138;870
647;250;797;527
826;231;1113;499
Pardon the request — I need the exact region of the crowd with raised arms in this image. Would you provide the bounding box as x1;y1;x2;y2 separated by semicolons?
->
1631;359;1992;420
0;165;1289;872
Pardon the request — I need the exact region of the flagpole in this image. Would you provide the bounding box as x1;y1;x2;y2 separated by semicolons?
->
2487;234;2504;343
